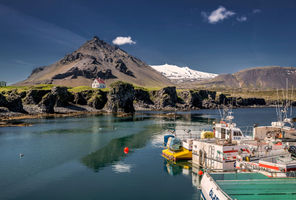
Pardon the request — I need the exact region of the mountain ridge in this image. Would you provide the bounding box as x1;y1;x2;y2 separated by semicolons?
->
198;66;296;89
150;63;217;83
17;36;171;87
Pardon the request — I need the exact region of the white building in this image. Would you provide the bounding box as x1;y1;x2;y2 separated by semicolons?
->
0;81;6;87
92;78;106;89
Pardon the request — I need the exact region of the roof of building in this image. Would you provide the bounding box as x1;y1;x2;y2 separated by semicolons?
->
94;78;105;84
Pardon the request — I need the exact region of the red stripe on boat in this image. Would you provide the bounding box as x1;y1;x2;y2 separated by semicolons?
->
259;163;280;171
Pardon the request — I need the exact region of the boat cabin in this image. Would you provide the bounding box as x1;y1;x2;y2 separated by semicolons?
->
214;122;245;141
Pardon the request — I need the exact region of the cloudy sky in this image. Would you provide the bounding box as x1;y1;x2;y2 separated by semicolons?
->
0;0;296;83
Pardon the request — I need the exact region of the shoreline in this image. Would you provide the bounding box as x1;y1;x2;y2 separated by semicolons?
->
0;105;277;127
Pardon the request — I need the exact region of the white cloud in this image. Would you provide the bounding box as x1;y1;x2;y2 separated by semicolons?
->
236;16;247;22
253;9;261;14
202;6;235;24
112;36;136;45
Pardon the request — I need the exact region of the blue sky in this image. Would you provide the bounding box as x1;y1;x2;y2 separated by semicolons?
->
0;0;296;84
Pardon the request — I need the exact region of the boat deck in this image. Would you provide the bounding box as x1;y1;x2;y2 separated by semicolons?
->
211;173;296;200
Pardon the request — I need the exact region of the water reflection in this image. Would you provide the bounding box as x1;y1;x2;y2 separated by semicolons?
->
81;124;160;172
112;162;133;173
163;160;192;176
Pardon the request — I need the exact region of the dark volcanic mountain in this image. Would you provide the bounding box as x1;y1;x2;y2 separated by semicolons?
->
17;36;171;87
198;66;296;89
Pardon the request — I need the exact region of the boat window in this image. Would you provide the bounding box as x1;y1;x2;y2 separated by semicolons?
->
221;128;225;139
227;129;231;135
234;131;242;136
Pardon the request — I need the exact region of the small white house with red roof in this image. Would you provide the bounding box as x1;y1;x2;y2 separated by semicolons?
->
92;78;106;89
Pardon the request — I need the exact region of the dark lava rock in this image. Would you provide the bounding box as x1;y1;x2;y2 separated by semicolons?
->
190;90;216;108
53;67;117;80
115;59;135;77
38;93;56;113
60;52;84;64
0;93;8;107
158;87;178;108
51;86;73;107
87;91;108;109
134;88;153;105
23;90;50;104
236;97;266;106
217;93;228;105
6;92;26;113
106;81;135;113
97;69;117;79
73;92;87;105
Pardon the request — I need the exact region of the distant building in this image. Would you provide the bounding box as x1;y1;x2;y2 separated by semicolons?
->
0;81;6;87
92;78;106;89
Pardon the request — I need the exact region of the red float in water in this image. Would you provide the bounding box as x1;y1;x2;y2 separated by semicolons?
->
124;147;129;154
198;170;203;176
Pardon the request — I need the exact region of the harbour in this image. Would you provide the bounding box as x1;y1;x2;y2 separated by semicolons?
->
0;108;294;199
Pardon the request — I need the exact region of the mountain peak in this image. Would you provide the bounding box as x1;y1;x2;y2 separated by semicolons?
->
150;64;217;83
18;37;171;87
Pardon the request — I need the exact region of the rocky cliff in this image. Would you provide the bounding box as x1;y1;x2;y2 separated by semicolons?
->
0;82;273;117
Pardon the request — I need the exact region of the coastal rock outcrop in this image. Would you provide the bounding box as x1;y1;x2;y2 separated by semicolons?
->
0;93;8;107
134;88;154;108
106;81;135;113
23;89;50;104
6;92;26;113
38;93;56;113
51;86;74;107
87;91;108;109
152;86;178;109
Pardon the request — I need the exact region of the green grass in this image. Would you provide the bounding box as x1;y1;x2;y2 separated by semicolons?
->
0;84;294;101
0;84;54;93
68;86;96;93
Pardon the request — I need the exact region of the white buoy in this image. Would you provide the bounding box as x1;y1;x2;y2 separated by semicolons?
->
19;153;24;158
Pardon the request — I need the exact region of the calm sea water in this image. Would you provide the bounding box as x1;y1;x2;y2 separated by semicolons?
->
0;108;281;200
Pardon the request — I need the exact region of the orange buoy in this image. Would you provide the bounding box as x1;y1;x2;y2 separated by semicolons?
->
124;147;129;154
198;170;203;176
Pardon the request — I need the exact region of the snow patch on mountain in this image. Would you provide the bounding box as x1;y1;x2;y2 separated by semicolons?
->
150;64;217;82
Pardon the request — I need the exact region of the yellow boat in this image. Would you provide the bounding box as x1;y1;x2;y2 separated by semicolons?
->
162;130;213;162
162;147;192;161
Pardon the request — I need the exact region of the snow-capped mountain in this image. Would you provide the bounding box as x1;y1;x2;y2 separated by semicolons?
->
150;64;217;83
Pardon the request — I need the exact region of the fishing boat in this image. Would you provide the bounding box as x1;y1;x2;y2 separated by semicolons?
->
200;172;296;200
236;154;296;178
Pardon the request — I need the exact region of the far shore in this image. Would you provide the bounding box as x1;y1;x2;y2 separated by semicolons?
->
0;105;278;128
